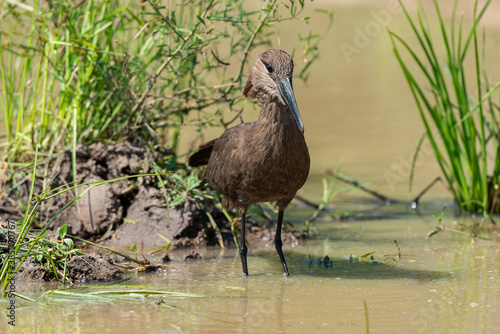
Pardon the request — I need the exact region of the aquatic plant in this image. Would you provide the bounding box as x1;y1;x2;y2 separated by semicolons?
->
389;0;500;215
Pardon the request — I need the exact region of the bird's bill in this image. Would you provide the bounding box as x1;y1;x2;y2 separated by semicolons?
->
277;77;304;133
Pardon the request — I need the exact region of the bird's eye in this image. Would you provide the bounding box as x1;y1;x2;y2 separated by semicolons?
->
265;63;274;73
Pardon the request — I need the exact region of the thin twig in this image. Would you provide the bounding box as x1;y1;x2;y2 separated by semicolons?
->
133;21;150;40
123;0;216;132
325;170;397;204
231;0;279;91
210;48;230;66
408;177;442;208
294;194;320;209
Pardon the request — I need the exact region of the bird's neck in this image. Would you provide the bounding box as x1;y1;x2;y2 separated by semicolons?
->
256;100;302;136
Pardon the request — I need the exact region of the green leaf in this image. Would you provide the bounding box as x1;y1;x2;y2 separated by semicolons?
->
64;238;74;250
59;224;68;240
360;252;375;259
425;225;444;239
315;9;334;23
171;194;186;206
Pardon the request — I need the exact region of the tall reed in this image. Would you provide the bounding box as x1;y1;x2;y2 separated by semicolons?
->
389;0;500;214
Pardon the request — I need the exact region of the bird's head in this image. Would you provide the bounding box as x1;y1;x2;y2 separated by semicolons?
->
244;49;304;133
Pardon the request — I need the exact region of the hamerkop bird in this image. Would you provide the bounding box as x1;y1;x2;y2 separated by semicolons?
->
188;49;310;276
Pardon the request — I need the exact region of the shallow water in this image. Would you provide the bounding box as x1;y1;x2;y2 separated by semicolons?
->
3;206;499;333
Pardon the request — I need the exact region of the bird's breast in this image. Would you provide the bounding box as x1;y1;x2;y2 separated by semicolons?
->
239;123;310;203
205;104;310;210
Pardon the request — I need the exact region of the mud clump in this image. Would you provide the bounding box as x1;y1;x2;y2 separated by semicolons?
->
65;253;122;283
41;142;146;239
16;252;122;282
104;184;229;249
0;142;229;248
16;258;48;281
182;250;203;261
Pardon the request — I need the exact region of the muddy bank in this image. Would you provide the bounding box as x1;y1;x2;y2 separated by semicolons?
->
16;252;123;283
0;142;298;253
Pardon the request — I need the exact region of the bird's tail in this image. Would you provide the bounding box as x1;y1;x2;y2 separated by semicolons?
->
188;139;216;167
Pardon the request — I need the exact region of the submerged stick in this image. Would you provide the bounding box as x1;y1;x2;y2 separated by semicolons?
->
325;170;397;204
408;176;442;209
294;194;320;209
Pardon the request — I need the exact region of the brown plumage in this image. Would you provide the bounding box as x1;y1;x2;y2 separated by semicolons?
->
189;49;310;276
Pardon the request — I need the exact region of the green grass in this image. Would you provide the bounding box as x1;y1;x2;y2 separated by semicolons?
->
389;0;500;215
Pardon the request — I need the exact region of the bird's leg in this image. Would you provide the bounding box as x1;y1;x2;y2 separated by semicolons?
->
275;209;290;276
239;214;249;276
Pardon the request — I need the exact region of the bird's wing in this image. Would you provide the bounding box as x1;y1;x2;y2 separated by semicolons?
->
205;123;254;198
188;138;217;167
